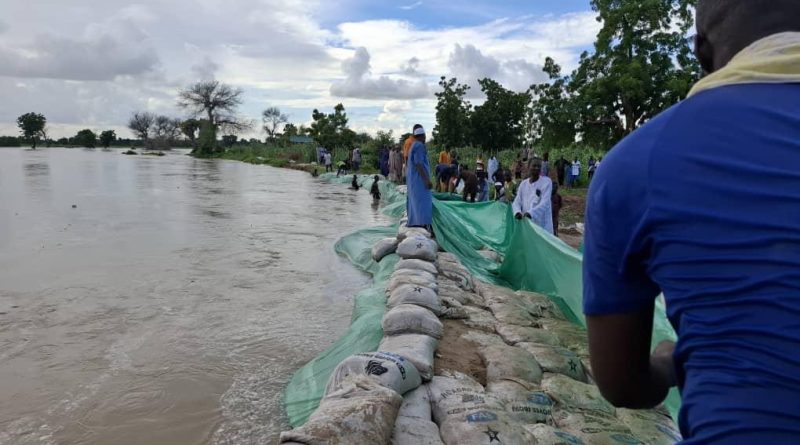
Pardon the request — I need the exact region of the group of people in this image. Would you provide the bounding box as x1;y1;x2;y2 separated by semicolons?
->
317;146;363;177
552;155;602;188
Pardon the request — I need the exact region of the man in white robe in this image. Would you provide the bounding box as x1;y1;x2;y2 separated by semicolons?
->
512;158;554;233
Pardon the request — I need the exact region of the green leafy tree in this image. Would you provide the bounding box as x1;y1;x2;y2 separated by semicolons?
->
99;130;116;149
178;80;247;156
221;135;237;147
308;104;351;149
180;119;201;151
469;78;531;152
16;112;47;149
74;129;97;148
529;58;580;149
433;77;471;149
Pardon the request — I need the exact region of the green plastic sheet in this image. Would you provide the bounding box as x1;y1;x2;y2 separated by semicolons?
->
284;175;681;427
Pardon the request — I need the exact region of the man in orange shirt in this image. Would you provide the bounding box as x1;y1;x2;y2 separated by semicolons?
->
403;124;423;183
438;148;451;166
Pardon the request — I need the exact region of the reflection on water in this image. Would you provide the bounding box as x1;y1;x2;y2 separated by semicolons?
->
0;148;390;445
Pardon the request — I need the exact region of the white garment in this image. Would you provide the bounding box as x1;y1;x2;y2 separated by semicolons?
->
571;161;581;176
324;153;332;166
488;157;499;182
512;176;554;233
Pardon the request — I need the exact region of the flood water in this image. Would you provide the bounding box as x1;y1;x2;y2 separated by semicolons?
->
0;148;390;444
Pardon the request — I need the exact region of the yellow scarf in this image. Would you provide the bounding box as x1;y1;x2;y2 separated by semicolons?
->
689;32;800;97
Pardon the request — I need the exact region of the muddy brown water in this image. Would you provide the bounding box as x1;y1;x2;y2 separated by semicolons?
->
0;148;390;444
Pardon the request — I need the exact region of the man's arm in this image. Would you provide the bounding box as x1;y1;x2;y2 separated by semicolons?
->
415;163;432;189
587;306;675;409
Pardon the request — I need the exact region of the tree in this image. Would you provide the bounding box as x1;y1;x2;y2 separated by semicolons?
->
152;116;181;149
470;78;531;152
533;0;699;150
178;80;245;129
375;130;394;148
433;77;472;149
74;129;98;148
180;119;201;151
308;103;351;149
16;112;47;149
529;58;581;148
128;112;156;145
99;130;116;149
197;120;217;154
262;107;289;142
221;135;237;147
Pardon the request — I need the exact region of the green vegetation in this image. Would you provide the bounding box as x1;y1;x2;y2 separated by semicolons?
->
73;129;98;148
99;130;116;149
16;112;47;149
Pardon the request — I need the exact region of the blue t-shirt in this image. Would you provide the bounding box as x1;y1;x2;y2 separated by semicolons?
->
583;83;800;444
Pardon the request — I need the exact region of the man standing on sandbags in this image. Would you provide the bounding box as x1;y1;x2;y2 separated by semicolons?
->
583;1;800;443
406;125;433;231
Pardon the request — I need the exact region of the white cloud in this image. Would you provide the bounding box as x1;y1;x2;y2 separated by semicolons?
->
399;1;423;10
448;44;547;95
330;47;429;99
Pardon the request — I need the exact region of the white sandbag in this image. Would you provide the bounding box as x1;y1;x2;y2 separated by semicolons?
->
553;409;643;445
437;252;460;264
461;306;497;333
392;417;444;445
540;319;589;356
616;408;682;444
380;334;439;381
397;385;432;420
437;264;474;291
397;236;438;261
387;275;438;295
479;343;542;386
461;330;506;348
438;415;536;445
382;304;444;339
326;352;422;397
280;376;402;445
518;343;588;382
478;248;502;263
524;424;586;445
396;258;439;276
496;325;563;347
487;300;539;327
541;374;615;415
427;373;486;424
391;268;437;283
388;284;442;314
440;298;470;320
397;223;431;241
517;290;566;320
487;380;554;424
439;283;484;307
373;237;399;263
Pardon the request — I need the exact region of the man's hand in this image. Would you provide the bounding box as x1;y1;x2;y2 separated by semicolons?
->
650;341;677;388
515;213;523;220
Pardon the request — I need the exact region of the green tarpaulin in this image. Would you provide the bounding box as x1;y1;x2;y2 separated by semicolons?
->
284;175;680;428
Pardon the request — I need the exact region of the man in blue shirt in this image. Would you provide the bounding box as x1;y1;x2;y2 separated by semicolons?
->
406;126;433;228
583;1;800;443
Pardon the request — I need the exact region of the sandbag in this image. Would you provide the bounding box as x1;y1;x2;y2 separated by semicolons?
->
382;304;444;339
616;408;682;444
396;236;438;261
373;237;399;263
496;325;563;347
517;290;566;320
391;268;437;283
461;306;497;333
553;409;643;445
388;284;442;314
395;258;439;276
280;376;402;444
326;352;422;397
461;330;506;348
540;319;589;356
487;380;554;424
479;343;542;386
392;417;444;445
524;424;586;445
397;224;431;241
393;385;444;445
438;265;474;291
487;300;540;327
428;376;536;444
439;283;484;307
387;275;438;295
397;385;432;420
440;298;470;320
518;343;588;383
478;248;502;263
541;374;615;415
380;334;439;380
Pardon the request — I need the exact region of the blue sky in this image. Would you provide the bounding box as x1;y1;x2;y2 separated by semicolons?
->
0;0;601;139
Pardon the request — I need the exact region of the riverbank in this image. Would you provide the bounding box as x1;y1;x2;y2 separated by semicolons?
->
280;177;680;444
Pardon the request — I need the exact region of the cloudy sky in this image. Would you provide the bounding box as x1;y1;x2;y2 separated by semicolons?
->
0;0;601;140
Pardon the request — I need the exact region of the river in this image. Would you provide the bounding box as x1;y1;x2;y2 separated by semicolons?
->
0;148;390;444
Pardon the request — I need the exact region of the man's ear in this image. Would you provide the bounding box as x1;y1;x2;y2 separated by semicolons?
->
695;33;715;74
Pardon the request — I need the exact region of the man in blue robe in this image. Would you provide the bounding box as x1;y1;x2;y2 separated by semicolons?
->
406;126;433;229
